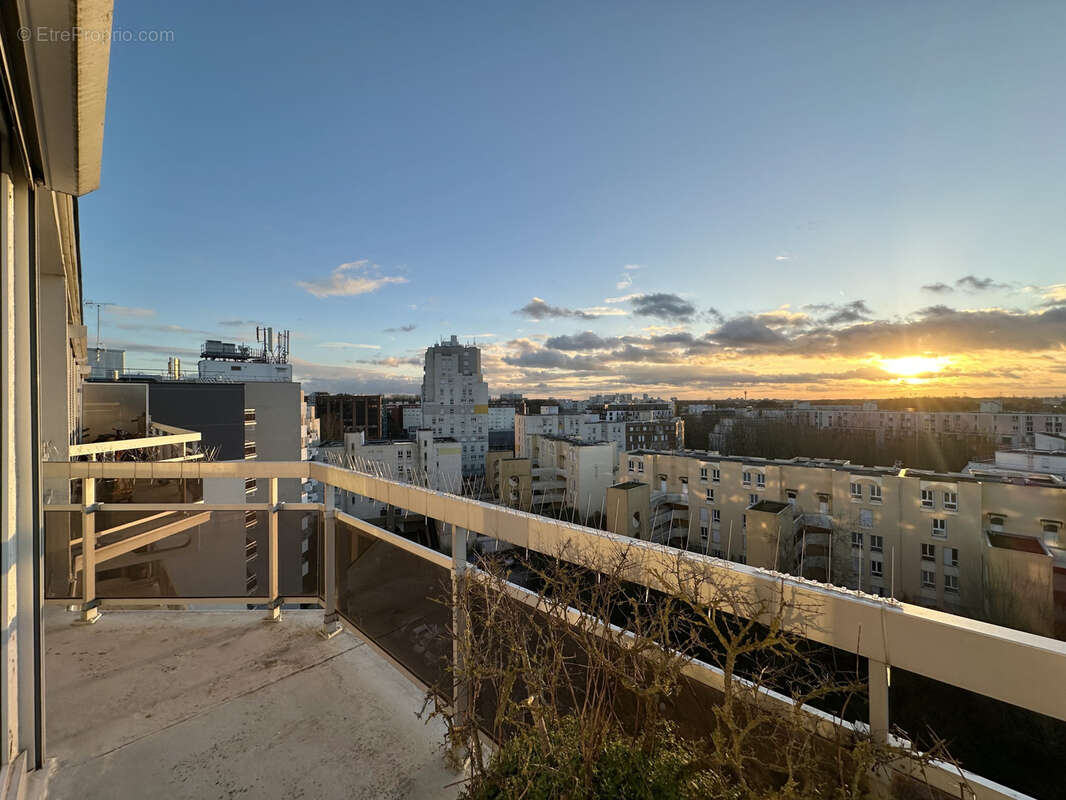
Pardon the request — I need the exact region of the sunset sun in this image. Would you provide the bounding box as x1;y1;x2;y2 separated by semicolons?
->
878;355;950;377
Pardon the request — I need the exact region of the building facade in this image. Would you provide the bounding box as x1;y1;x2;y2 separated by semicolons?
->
616;449;1066;635
421;335;489;475
783;402;1066;448
314;393;384;442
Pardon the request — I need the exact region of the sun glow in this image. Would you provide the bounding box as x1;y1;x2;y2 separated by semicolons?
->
878;355;951;377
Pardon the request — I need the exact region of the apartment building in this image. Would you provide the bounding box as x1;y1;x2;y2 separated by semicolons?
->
618;450;1066;634
314;393;384;442
783;402;1065;448
485;451;533;510
528;434;617;517
515;409;626;458
598;401;673;422
421;335;489;475
333;429;462;521
624;418;685;451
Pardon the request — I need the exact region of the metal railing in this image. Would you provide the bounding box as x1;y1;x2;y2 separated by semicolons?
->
41;458;1066;800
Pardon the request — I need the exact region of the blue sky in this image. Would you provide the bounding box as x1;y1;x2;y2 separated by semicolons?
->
80;1;1066;397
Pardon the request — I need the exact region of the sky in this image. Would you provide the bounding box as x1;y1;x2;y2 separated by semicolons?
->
79;1;1066;399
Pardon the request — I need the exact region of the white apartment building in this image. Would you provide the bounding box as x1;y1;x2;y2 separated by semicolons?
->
528;434;617;517
619;448;1066;635
421;335;489;475
515;410;627;460
401;405;423;434
336;429;462;518
488;404;516;432
783;402;1065;448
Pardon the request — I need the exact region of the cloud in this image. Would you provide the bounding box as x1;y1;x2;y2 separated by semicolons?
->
94;340;201;358
707;316;788;346
623;264;643;271
104;305;156;318
956;275;1008;292
921;282;954;294
290;356;420;394
706;307;725;324
1037;284;1066;308
319;342;381;350
775;254;791;261
219;319;259;327
630;293;697;321
604;293;640;304
545;331;621;351
459;333;497;339
113;321;220;337
383;324;417;333
515;297;625;320
807;300;873;325
616;274;633;290
352;355;423;368
296;259;407;298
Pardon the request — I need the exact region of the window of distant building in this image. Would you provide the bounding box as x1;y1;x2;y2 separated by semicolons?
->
944;574;959;593
851;531;863;548
921;543;935;561
850;482;862;499
706;488;714;502
943;491;958;512
869;484;882;503
932;518;947;539
742;471;752;486
858;509;873;528
870;534;883;552
944;547;959;568
920;488;934;509
756;473;765;488
712;468;720;483
921;569;936;589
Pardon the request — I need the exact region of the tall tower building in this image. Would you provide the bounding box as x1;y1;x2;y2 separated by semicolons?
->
421;335;489;475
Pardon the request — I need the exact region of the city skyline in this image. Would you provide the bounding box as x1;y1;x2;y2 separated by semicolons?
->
79;1;1066;398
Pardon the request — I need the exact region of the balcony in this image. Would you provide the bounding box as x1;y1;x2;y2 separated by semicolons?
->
43;608;457;799
38;458;1066;800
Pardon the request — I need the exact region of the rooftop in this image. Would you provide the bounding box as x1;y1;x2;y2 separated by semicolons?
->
986;532;1050;555
750;500;791;514
44;608;459;800
629;448;1066;488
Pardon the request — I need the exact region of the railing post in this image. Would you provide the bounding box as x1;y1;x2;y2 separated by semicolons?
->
451;525;472;734
320;484;341;639
264;477;281;622
868;659;890;743
78;477;100;624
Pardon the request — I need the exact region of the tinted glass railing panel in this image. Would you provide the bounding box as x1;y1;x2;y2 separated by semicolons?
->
891;667;1066;799
45;510;81;600
278;509;321;598
91;510;268;599
335;520;451;691
74;477;204;504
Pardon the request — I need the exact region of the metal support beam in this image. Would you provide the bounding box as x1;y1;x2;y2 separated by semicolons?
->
320;486;341;638
451;525;471;735
77;478;99;624
264;478;281;622
869;659;890;743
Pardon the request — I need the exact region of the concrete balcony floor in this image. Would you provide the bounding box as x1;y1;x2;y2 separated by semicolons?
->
43;608;461;800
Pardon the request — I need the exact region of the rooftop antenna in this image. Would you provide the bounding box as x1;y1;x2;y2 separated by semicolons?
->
84;301;116;356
